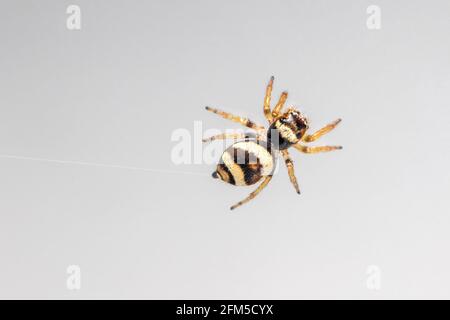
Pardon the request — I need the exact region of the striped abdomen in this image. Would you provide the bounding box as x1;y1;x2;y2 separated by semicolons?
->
213;141;274;186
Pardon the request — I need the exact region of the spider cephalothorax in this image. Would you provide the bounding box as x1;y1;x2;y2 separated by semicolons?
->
204;76;342;210
267;108;309;150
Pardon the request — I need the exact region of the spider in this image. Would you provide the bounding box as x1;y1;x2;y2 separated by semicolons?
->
203;77;342;210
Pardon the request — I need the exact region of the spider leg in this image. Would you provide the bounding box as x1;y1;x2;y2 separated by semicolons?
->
271;91;288;118
280;149;300;194
302;118;342;142
263;76;274;123
205;106;265;131
230;175;273;210
293;144;343;154
202;132;264;143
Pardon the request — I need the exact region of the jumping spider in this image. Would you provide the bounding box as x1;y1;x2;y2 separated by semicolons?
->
204;77;342;210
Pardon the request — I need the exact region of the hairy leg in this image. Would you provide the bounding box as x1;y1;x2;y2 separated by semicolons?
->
263;76;274;122
272;91;288;118
230;175;273;210
281;149;300;194
202;132;264;143
205;106;265;130
294;144;343;154
302;119;342;142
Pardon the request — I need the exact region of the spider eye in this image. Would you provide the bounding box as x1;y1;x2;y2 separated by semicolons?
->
212;171;219;179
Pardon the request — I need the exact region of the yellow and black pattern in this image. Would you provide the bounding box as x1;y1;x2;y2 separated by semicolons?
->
267;109;309;150
212;140;274;186
205;77;342;210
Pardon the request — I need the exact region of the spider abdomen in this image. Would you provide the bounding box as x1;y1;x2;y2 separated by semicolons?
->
212;141;274;186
